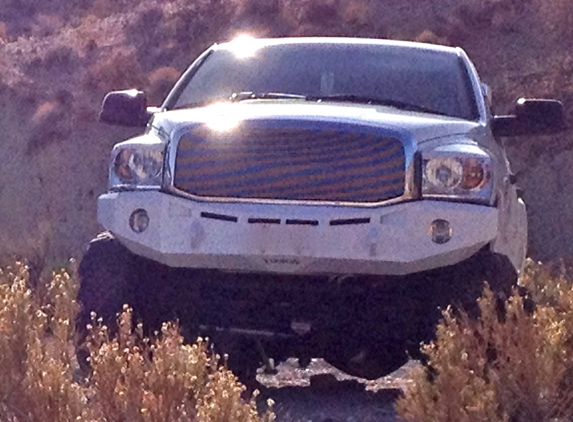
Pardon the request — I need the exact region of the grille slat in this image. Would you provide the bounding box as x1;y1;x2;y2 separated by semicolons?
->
174;124;405;203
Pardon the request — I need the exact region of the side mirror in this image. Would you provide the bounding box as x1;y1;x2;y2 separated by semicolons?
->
99;89;151;127
492;98;567;137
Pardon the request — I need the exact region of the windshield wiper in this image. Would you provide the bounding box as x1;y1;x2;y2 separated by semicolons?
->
172;100;216;110
307;95;450;116
176;92;449;117
173;92;307;109
230;91;307;102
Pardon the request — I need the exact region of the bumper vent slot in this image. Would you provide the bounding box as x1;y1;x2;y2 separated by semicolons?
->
200;212;238;223
248;218;281;224
329;217;371;226
286;219;319;226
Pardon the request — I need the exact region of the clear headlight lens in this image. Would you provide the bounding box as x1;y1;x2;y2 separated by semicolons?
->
425;157;464;189
110;147;163;189
422;154;492;202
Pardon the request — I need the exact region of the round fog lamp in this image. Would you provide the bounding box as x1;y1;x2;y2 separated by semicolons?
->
429;219;452;244
129;209;149;233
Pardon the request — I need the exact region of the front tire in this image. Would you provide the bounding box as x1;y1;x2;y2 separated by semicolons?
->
76;238;263;391
324;250;519;376
76;232;133;332
76;232;135;371
408;250;519;360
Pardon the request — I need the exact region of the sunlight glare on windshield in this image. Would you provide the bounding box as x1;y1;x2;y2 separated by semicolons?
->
226;34;261;58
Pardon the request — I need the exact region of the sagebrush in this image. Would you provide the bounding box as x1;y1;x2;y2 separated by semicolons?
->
0;262;274;422
397;259;573;421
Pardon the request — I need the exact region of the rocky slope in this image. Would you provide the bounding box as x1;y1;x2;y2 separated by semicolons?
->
0;0;571;266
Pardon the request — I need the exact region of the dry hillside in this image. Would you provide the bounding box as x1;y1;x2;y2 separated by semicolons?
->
0;0;571;267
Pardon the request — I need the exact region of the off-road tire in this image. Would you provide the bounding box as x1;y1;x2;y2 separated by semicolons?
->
76;232;134;330
76;233;177;336
429;250;518;326
76;240;260;388
323;250;519;377
76;232;134;372
408;250;519;361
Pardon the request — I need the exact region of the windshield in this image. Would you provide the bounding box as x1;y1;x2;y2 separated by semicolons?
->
171;41;479;120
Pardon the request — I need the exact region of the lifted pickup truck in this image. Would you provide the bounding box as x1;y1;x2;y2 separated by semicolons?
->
78;37;566;383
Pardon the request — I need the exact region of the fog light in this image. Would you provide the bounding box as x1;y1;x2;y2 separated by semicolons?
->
429;219;452;244
129;209;149;233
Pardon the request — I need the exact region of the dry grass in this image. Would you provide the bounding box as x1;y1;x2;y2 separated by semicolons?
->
397;259;573;421
0;262;275;422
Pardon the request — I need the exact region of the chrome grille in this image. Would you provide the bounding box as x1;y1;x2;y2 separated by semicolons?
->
173;123;406;203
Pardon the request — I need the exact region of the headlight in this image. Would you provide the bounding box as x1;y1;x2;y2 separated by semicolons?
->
110;147;163;189
425;157;464;189
422;150;492;203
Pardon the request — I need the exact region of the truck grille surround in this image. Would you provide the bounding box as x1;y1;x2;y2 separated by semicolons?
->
173;122;406;203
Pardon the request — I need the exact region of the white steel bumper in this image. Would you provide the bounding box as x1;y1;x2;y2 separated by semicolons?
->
98;191;499;276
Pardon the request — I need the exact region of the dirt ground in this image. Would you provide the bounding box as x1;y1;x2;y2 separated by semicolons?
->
257;359;419;421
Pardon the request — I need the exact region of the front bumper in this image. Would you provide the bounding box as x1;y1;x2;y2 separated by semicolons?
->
98;190;499;276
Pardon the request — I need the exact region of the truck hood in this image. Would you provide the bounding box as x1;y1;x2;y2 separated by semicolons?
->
150;100;485;144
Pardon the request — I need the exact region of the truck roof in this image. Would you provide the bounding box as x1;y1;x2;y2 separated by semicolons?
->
215;36;462;57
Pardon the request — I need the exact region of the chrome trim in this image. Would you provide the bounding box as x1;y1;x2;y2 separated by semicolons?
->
457;48;489;125
421;195;494;206
109;185;161;192
164;123;420;208
162;47;215;109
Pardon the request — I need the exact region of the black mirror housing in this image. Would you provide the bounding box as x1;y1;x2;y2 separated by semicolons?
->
492;98;567;137
99;89;150;127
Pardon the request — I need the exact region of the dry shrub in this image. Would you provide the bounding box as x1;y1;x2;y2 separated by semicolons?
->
91;0;114;19
337;0;381;37
84;48;147;94
397;260;573;421
0;262;274;422
91;0;144;19
282;0;341;29
440;0;523;45
148;66;180;86
414;30;449;46
147;66;180;104
81;13;100;27
32;101;60;124
489;1;518;32
41;46;81;72
0;22;7;41
235;0;280;17
0;263;86;421
86;310;271;422
30;14;65;37
282;0;379;37
339;0;369;26
535;0;573;40
26;92;74;155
